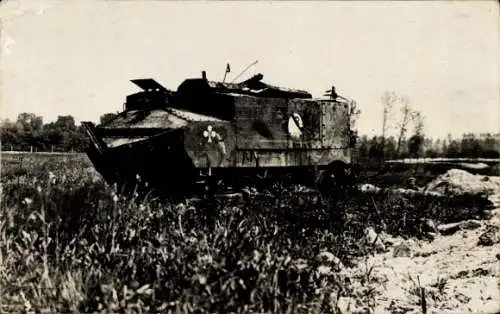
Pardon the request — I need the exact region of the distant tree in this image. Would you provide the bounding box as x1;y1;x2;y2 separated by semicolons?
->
16;113;44;151
482;134;500;158
384;136;397;159
433;138;442;156
1;119;21;150
357;135;369;159
380;91;397;158
378;91;426;160
412;111;425;136
16;113;44;134
368;136;382;160
395;97;413;156
446;138;461;157
69;125;88;152
407;111;425;158
54;115;79;151
460;134;482;158
42;122;62;151
54;115;77;132
442;136;451;156
408;135;424;158
347;100;362;147
424;147;439;158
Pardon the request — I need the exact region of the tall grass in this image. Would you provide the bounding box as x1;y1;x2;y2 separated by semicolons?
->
0;154;492;313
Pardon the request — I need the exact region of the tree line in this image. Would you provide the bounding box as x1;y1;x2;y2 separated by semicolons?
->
356;133;500;161
0;113;118;152
1;102;498;159
352;90;499;161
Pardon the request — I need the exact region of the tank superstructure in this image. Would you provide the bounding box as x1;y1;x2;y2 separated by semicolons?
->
82;70;356;195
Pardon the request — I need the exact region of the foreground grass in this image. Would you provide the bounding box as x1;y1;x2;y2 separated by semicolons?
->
0;154;492;313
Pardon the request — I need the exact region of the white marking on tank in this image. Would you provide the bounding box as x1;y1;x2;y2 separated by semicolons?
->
288;112;304;139
203;125;221;143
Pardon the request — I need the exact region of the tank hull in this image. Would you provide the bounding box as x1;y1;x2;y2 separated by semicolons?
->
82;73;356;195
86;129;352;196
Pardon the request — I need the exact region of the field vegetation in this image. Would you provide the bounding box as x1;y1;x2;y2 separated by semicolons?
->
0;153;496;313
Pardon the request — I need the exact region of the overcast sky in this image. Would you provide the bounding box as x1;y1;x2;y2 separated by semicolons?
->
1;1;498;138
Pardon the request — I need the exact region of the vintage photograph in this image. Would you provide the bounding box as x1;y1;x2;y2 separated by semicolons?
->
1;1;499;313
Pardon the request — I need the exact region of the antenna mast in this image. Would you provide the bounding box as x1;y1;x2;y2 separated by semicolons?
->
222;63;231;83
230;60;258;83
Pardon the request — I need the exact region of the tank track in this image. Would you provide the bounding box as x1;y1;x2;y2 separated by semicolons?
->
115;162;357;203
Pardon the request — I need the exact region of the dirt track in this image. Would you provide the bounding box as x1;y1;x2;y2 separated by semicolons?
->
342;170;500;314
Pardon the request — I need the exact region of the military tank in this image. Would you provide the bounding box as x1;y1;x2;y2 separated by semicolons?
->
82;69;357;197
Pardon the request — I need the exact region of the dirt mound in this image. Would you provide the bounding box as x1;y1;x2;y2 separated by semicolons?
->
343;218;500;313
425;169;500;196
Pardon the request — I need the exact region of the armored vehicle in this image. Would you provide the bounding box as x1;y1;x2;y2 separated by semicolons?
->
82;70;356;196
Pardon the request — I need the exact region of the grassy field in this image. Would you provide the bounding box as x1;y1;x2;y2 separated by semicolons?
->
0;152;494;313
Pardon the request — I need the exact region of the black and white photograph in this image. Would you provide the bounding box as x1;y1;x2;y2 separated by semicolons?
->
1;1;499;313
